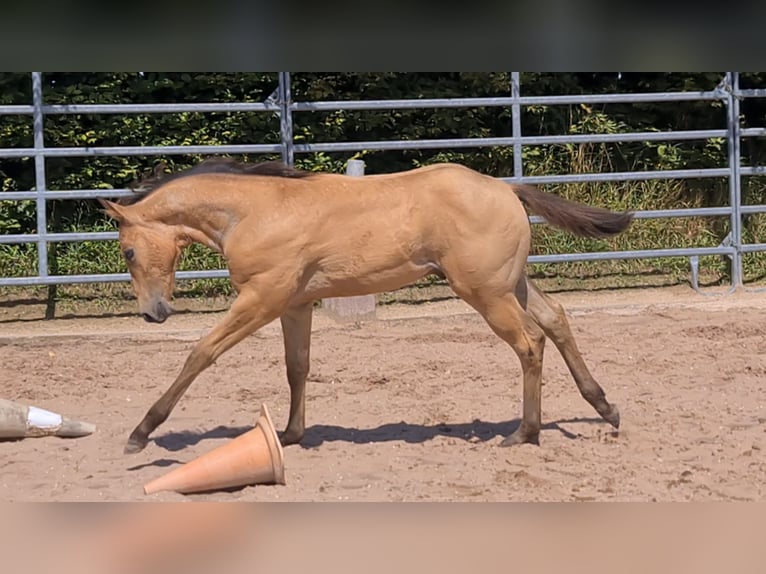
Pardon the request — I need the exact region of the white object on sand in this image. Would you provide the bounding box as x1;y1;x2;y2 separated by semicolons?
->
0;399;95;439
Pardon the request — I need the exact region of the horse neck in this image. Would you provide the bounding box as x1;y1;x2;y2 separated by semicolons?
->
137;186;246;251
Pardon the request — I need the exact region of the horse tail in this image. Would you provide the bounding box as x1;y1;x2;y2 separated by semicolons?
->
511;183;633;238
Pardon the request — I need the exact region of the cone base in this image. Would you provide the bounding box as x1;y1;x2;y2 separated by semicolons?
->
258;403;285;486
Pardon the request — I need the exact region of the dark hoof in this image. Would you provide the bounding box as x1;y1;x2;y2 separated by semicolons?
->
602;404;620;429
500;428;540;447
124;436;148;454
278;429;303;447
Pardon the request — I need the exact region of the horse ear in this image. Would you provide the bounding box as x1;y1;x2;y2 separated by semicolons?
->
98;198;129;222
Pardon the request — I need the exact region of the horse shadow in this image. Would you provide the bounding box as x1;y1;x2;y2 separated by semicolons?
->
134;417;606;465
126;424;253;471
298;416;605;448
153;424;253;452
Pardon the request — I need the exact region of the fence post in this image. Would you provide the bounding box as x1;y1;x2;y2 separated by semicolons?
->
725;71;743;288
32;72;58;318
511;72;523;182
322;159;377;322
278;72;294;166
32;72;48;280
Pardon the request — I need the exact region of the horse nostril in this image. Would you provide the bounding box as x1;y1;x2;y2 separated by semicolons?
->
141;312;157;323
157;300;173;321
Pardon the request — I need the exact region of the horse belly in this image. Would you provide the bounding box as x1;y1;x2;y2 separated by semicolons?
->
300;258;435;300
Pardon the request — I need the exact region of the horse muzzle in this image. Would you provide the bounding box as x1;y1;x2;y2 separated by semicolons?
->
140;299;173;324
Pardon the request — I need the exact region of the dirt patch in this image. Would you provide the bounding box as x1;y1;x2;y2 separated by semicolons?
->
1;285;765;501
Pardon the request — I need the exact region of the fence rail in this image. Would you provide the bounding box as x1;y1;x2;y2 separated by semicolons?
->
1;72;765;289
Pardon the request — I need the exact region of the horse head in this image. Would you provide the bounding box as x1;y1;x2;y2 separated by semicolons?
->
99;199;188;323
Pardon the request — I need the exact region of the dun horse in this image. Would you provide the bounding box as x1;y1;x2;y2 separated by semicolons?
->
99;159;632;454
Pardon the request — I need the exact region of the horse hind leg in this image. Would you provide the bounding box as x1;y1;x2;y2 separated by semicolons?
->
457;286;547;446
519;278;620;429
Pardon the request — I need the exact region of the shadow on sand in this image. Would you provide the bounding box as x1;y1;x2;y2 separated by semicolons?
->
298;416;607;448
134;416;608;459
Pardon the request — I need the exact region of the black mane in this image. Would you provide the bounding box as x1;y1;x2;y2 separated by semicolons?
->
121;158;314;204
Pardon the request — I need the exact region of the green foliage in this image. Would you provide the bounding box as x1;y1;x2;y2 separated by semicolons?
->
0;244;37;277
1;72;764;296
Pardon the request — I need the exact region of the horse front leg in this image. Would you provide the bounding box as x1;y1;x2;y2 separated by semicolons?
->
124;288;285;454
279;302;314;446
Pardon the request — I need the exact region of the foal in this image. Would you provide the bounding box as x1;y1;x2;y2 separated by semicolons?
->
99;159;632;454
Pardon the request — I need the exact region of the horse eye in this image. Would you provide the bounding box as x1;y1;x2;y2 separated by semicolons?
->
123;248;135;262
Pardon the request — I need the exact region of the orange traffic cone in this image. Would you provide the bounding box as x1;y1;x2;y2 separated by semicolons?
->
143;404;285;495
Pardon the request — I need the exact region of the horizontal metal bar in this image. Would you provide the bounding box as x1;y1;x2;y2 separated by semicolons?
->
0;144;282;159
0;105;34;115
0;231;118;244
0;89;739;119
522;130;726;146
0;245;733;286
44;102;278;114
0;269;230;287
0;194;740;214
517;92;725;106
0;102;278;115
504;168;731;185
741;127;766;138
741;166;766;176
293;130;728;154
737;89;766;98
528;246;734;264
0;194;740;226
291;91;725;112
0;232;732;262
629;206;732;219
1;205;736;246
2;129;730;162
293;97;517;111
741;205;766;215
0;189;137;201
528;206;733;226
740;243;766;253
294;138;516;153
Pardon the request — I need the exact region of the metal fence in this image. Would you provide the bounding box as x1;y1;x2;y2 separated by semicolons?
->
1;72;765;290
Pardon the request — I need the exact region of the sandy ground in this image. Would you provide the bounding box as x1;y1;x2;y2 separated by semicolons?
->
1;284;765;501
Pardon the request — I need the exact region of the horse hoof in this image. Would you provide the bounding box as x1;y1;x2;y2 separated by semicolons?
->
500;428;540;447
603;404;620;429
124;437;147;454
278;430;303;447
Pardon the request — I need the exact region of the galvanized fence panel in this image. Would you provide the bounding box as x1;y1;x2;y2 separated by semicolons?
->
1;72;764;289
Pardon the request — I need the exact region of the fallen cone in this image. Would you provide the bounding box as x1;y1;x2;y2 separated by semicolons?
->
0;399;95;438
144;403;285;495
0;398;96;439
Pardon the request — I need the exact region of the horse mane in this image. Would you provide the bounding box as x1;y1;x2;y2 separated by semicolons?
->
121;158;314;205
